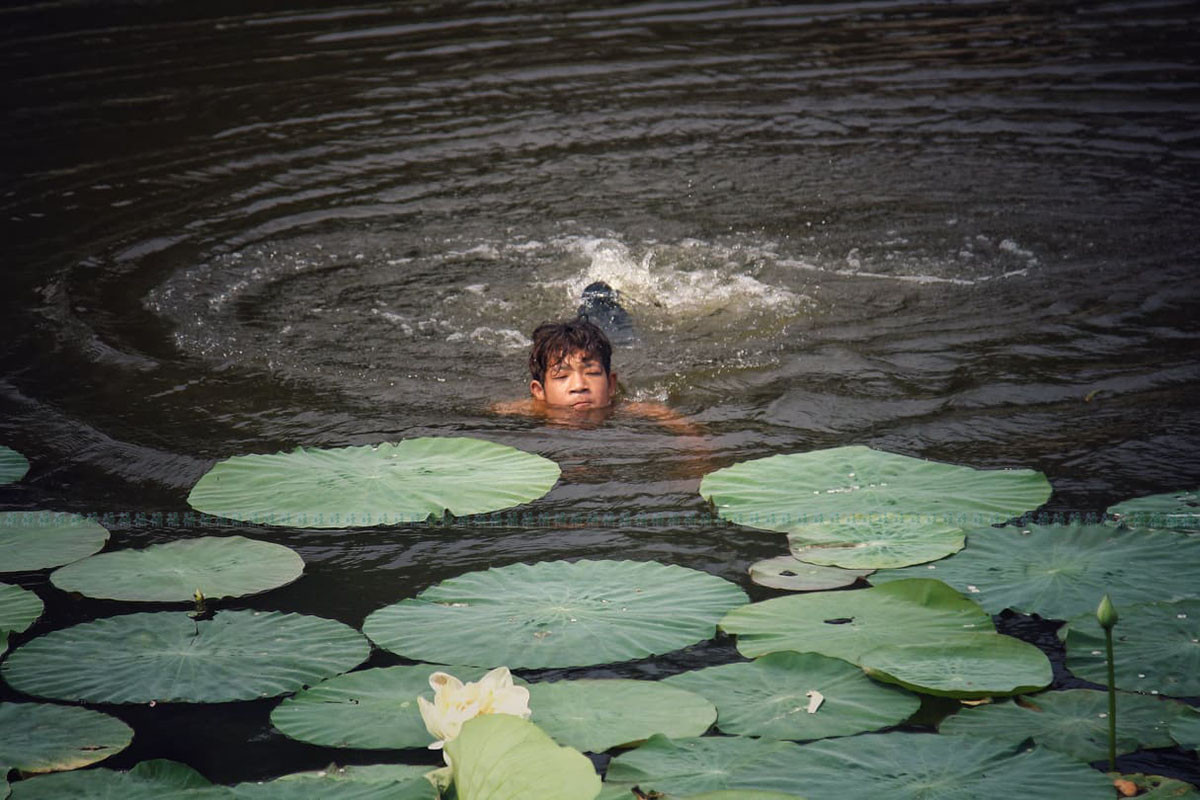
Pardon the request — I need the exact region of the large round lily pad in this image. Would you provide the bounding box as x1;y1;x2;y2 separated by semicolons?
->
49;536;304;602
700;445;1051;568
0;447;29;485
528;679;716;752
1108;489;1200;532
1060;598;1200;696
940;689;1187;762
0;513;109;573
270;664;515;750
663;651;919;740
7;759;225;799
860;633;1052;699
719;578;993;663
748;556;872;591
445;714;601;800
870;523;1200;619
0;584;42;635
363;560;748;669
0;703;133;773
602;732;1112;799
2;610;370;703
187;438;561;528
232;764;437;799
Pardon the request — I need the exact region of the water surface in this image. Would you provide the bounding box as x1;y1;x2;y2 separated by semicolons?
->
2;0;1198;784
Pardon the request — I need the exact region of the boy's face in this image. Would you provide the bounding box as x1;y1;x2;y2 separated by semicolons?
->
530;350;616;410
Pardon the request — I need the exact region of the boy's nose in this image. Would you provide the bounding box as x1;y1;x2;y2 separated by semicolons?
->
568;372;588;392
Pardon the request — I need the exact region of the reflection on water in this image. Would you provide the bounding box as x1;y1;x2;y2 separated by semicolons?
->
2;0;1199;785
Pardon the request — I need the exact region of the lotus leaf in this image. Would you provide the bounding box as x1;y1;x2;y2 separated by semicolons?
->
1172;706;1200;755
364;560;747;669
1061;598;1200;696
7;759;228;799
0;513;109;573
663;651;919;740
187;438;561;528
748;556;872;591
0;703;133;774
1111;773;1200;799
0;448;28;485
860;633;1051;698
444;714;601;800
271;664;521;750
940;689;1187;761
870;523;1200;619
609;732;1113;799
527;679;716;752
719;578;992;662
232;764;437;799
790;733;1114;799
0;584;42;635
1107;489;1200;532
2;610;369;703
700;445;1051;568
49;536;304;602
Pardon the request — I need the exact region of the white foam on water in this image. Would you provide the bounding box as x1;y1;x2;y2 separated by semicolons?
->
541;235;809;315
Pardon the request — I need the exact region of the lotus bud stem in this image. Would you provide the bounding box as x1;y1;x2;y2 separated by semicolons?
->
1097;593;1118;771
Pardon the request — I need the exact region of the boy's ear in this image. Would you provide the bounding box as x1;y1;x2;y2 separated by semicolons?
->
608;372;618;393
530;380;546;400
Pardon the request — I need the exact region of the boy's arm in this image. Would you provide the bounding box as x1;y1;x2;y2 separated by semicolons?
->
621;401;704;436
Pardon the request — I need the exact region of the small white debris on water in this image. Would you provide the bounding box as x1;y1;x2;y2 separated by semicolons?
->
1151;690;1159;695
967;585;980;593
1178;613;1188;619
805;690;824;714
1139;673;1146;678
1092;650;1102;655
927;565;937;569
1099;713;1108;719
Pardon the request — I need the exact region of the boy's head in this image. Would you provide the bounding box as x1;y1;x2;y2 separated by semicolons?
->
528;318;616;410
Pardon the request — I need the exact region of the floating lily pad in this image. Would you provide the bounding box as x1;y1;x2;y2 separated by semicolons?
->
7;759;226;799
1111;773;1200;800
700;445;1051;568
1172;706;1200;755
606;731;1113;799
187;438;561;528
2;610;369;703
49;536;304;602
719;578;993;663
527;679;716;752
445;714;600;800
0;513;109;573
0;448;28;485
1061;598;1200;696
941;689;1187;761
663;650;919;740
364;560;747;669
598;735;806;798
0;584;42;635
1108;489;1200;532
232;764;437;799
748;557;872;591
860;633;1052;699
271;664;516;750
870;523;1200;619
0;703;133;773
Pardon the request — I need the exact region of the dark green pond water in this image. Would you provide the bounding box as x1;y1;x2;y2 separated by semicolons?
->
2;0;1198;788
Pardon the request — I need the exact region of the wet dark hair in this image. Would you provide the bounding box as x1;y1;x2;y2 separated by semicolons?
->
528;318;613;383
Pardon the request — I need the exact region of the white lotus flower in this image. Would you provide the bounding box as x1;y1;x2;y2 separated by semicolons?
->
417;667;531;753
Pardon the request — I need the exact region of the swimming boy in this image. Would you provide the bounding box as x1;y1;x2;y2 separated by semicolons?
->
493;315;699;434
